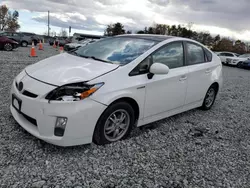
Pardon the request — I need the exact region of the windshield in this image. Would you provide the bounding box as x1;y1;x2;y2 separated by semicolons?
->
239;54;250;58
73;37;158;65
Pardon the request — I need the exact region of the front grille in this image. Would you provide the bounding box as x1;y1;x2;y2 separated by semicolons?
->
22;90;38;98
22;113;37;126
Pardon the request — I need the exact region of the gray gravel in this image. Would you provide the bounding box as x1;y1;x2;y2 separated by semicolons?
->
1;46;250;188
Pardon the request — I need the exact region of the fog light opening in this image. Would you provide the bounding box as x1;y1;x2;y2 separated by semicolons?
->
54;117;67;137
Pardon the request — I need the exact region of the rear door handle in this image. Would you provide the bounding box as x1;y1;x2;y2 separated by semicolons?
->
179;75;187;81
205;69;212;74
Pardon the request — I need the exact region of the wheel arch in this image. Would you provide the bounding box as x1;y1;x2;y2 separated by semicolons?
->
106;97;140;123
211;82;219;95
92;97;140;144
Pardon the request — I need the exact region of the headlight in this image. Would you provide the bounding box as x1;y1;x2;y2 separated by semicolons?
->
45;82;104;102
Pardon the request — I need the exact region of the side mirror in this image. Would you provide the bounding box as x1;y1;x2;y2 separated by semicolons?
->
149;63;169;75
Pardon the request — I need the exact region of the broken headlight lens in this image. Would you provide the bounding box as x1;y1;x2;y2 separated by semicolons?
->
45;82;104;102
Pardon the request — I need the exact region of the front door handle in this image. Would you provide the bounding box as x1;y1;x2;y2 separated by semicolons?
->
205;69;212;74
179;75;187;81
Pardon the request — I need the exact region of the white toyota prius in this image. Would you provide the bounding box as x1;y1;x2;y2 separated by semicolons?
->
10;34;223;146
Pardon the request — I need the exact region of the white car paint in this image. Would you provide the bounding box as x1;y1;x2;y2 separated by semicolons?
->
225;54;250;66
10;35;223;146
26;53;119;86
216;51;239;63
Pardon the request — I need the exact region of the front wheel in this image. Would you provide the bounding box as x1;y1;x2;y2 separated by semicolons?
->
201;85;217;110
4;43;13;51
93;102;135;145
237;62;242;68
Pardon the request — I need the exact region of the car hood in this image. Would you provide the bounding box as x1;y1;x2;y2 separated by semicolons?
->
25;53;119;86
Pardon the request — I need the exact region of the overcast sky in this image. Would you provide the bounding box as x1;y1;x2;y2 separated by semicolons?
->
2;0;250;41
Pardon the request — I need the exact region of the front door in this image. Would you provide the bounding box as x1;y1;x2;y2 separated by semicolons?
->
143;41;188;118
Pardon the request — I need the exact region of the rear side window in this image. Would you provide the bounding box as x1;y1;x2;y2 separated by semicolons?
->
186;42;205;65
225;53;234;57
204;48;212;62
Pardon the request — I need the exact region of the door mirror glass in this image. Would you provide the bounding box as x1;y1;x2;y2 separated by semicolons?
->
150;63;169;75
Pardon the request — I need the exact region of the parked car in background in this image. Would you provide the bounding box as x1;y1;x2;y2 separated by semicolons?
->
0;31;39;47
225;53;250;67
0;36;19;51
19;32;40;46
64;38;99;52
10;34;222;146
237;59;250;69
215;51;239;64
58;37;71;47
49;37;71;47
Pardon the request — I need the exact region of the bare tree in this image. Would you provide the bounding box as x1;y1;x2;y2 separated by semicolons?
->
0;5;20;31
59;28;68;37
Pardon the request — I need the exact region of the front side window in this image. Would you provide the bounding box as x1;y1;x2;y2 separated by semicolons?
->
152;42;184;69
186;42;205;65
74;37;158;65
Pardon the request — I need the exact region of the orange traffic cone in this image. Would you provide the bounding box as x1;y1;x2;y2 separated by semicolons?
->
59;46;64;53
38;40;43;50
53;41;56;48
29;42;37;57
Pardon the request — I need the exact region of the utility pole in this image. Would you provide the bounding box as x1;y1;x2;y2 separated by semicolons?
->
48;11;50;37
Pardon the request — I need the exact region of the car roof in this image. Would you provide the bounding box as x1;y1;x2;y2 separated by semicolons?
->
116;34;175;42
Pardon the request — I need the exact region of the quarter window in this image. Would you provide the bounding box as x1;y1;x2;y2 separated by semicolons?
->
186;42;205;65
204;48;212;62
152;42;184;69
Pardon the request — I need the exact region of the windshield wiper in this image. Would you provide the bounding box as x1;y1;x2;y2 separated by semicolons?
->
77;55;112;64
88;56;112;63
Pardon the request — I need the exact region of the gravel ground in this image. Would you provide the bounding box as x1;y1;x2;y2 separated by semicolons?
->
0;45;250;188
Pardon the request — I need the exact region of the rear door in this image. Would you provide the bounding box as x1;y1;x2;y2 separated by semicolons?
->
184;41;216;105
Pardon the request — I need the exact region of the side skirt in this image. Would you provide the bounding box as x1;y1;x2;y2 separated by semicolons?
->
136;100;203;127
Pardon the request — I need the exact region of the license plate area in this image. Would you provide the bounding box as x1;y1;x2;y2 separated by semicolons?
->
12;94;22;113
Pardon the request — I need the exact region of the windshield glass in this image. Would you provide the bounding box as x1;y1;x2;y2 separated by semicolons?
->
74;37;158;65
239;54;250;58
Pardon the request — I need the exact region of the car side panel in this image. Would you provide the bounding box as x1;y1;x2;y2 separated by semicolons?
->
185;55;222;105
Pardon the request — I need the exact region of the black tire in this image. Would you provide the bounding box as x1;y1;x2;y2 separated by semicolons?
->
237;62;242;68
201;85;218;110
93;101;135;145
21;41;28;47
4;43;13;51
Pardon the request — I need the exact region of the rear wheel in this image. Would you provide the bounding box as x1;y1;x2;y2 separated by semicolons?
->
21;41;28;47
4;43;13;51
201;85;217;110
93;102;135;145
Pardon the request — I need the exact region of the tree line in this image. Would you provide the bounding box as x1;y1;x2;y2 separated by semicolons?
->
104;22;250;54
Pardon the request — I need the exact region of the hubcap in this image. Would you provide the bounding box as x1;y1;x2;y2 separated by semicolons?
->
5;43;12;51
205;88;215;107
104;109;130;142
22;42;27;47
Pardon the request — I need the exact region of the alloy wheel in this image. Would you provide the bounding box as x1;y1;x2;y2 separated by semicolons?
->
104;109;130;142
205;88;215;108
